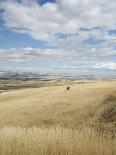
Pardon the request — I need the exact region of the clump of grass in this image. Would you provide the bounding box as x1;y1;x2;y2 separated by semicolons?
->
103;94;116;105
97;94;116;123
91;94;116;135
0;126;115;155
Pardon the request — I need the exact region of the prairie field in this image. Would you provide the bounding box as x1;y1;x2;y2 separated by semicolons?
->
0;80;116;155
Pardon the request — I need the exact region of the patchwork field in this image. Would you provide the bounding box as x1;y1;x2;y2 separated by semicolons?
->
0;80;116;155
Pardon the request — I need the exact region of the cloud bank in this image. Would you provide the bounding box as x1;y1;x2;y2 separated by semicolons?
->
0;47;116;72
0;0;116;75
0;0;116;48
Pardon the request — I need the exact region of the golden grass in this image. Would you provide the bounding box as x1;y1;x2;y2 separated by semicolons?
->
0;126;115;155
0;80;116;128
0;80;116;154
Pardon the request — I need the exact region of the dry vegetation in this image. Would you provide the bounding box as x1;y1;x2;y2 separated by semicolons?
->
0;126;115;155
0;80;116;154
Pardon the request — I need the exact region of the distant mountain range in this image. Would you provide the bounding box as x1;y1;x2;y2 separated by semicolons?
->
0;71;116;81
0;71;55;80
0;71;73;80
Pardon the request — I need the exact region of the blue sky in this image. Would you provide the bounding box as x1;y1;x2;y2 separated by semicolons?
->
0;0;116;76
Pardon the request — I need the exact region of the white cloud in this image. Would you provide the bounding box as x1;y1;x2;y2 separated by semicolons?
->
0;0;116;62
0;47;70;62
0;0;116;43
0;47;116;74
96;62;116;70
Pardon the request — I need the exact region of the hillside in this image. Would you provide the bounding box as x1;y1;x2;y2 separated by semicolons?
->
0;80;116;155
0;80;116;129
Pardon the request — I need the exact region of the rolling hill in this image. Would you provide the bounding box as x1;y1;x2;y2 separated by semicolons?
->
0;80;116;155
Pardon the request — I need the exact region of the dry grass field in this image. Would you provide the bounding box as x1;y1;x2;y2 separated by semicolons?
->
0;80;116;154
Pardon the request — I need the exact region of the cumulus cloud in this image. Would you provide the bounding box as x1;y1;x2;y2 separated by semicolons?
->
0;0;116;48
0;0;116;75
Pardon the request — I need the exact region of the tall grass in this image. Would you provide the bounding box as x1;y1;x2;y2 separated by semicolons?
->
0;126;115;155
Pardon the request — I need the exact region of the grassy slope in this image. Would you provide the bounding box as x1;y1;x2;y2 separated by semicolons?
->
0;80;116;128
0;80;116;155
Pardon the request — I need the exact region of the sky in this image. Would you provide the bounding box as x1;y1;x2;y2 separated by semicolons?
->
0;0;116;76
